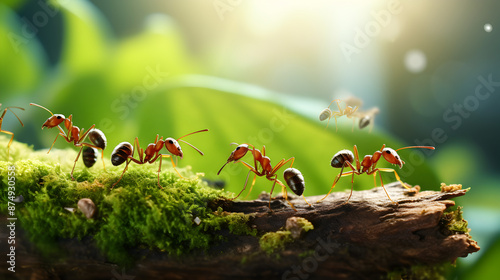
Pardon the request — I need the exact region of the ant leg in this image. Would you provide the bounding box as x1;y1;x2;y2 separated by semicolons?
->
275;178;297;211
232;170;252;200
112;159;132;189
70;146;84;180
47;133;60;154
353;145;361;171
166;154;183;178
243;172;257;200
0;130;14;161
100;149;106;171
370;169;397;204
270;157;294;175
342;171;356;205
317;168;355;202
334;114;339;132
157;155;166;189
237;161;260;200
302;194;312;207
377;168;412;189
268;176;278;211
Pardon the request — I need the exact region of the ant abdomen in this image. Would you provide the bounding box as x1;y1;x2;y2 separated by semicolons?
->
331;149;354;168
284;168;305;196
82;146;98;168
359;115;371;129
88;128;107;150
111;142;133;166
319;108;332;121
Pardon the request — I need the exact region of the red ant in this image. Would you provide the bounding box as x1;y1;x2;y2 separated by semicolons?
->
111;129;208;189
217;143;311;211
30;103;107;179
0;104;25;160
317;144;435;204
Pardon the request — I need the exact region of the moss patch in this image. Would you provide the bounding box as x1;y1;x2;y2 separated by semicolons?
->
259;230;293;255
0;136;255;265
386;263;452;280
440;206;469;235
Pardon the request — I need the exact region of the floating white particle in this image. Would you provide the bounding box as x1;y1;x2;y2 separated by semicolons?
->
404;49;427;73
194;217;201;225
484;23;493;33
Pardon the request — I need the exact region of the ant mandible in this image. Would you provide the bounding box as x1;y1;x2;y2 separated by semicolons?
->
319;99;359;132
30;103;107;179
217;143;311;211
0;104;25;160
111;129;208;189
317;144;435;204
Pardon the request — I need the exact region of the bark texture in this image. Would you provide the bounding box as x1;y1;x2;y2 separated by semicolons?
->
0;182;480;280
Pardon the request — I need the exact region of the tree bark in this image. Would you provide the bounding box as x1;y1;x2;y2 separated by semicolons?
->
1;182;480;280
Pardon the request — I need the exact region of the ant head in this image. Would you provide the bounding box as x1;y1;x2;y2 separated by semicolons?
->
382;148;404;168
42;114;65;129
164;138;183;158
217;144;250;175
228;144;250;162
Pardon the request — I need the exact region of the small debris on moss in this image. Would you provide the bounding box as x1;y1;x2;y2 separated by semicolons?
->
77;198;96;219
285;217;314;239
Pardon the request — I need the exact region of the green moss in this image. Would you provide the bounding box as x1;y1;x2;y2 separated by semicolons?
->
0;137;256;265
259;230;293;255
292;217;314;232
386;263;452;280
441;206;469;235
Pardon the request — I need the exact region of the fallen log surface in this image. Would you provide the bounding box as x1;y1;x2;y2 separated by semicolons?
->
0;182;480;280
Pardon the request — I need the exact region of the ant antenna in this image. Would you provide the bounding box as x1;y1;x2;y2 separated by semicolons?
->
6;107;25;127
30;103;54;115
177;129;209;155
395;146;435;152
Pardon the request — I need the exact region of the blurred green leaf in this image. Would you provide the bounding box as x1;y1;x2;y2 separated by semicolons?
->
0;4;46;96
109;14;198;93
51;0;112;74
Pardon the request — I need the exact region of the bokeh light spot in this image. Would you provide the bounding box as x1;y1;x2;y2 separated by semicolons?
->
404;49;427;73
484;23;493;32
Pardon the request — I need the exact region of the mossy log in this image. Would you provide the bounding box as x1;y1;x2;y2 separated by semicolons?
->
1;182;479;280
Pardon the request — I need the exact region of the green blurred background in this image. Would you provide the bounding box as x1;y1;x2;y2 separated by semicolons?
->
1;0;499;278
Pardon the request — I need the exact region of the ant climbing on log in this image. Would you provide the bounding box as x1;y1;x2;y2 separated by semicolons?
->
317;144;435;204
30;103;107;179
217;143;311;211
111;129;208;189
0;104;25;160
319;99;359;131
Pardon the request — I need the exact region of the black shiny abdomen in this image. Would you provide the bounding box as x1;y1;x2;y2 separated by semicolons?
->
88;128;107;150
82;146;98;168
331;150;354;168
111;142;133;166
283;168;305;196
